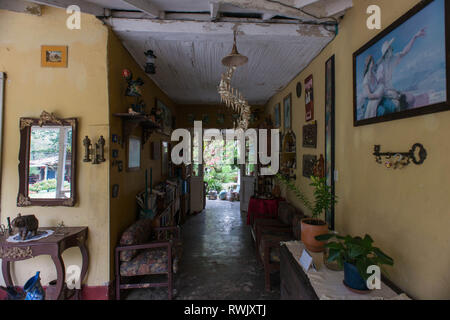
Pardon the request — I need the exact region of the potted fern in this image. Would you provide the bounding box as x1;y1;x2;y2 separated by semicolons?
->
315;233;394;292
276;174;337;252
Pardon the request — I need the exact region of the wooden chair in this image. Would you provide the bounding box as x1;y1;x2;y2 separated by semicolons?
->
115;220;181;300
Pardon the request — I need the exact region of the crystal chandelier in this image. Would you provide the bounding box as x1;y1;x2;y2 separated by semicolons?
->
218;31;251;130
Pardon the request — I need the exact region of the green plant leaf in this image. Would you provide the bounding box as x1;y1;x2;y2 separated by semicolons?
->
327;248;341;263
373;247;394;266
325;241;344;250
348;244;366;259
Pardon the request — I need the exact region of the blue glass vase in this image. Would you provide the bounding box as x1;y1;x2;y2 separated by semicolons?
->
24;271;45;300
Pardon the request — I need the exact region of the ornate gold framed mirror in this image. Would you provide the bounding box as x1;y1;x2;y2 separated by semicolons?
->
17;111;77;207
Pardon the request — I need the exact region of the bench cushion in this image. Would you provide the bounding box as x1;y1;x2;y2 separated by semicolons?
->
119;219;153;262
120;244;181;277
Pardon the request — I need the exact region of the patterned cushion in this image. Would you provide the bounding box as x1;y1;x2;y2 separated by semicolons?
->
119;219;153;262
120;244;180;277
259;232;293;263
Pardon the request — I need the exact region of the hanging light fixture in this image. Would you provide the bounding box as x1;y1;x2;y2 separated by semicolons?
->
144;49;157;74
218;30;251;130
221;31;248;67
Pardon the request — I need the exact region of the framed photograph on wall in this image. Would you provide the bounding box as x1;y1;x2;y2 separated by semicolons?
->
353;0;450;126
302;122;317;148
273;103;281;128
127;136;141;171
325;55;336;230
156;99;172;134
161;141;169;178
41;45;68;68
283;94;292;130
305;75;314;121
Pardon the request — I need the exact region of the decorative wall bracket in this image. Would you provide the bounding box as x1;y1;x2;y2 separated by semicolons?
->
373;143;427;169
83;136;106;164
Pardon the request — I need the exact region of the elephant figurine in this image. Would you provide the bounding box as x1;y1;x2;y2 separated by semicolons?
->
11;214;39;240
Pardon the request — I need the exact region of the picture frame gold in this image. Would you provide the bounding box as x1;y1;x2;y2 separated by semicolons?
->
41;45;68;68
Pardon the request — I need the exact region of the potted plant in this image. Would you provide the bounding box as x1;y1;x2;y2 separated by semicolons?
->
276;174;337;252
315;233;394;292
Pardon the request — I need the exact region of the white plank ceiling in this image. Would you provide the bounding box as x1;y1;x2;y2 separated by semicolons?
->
21;0;353;105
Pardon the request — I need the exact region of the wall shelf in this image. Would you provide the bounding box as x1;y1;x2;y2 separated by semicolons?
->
113;113;168;148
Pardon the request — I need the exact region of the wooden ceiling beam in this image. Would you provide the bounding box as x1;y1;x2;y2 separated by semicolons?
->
107;17;334;40
121;0;160;18
27;0;105;16
0;0;41;16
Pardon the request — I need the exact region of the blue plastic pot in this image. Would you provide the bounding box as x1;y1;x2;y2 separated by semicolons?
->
343;262;369;291
24;271;45;300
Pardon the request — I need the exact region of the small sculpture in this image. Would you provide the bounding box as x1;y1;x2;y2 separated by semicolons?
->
11;214;39;240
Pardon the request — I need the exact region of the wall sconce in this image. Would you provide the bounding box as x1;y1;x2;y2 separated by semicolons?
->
144;50;157;74
83;136;106;165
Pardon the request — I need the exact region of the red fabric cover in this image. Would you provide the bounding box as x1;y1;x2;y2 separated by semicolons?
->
246;197;281;225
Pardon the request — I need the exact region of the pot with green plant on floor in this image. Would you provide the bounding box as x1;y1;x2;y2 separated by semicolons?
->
276;174;337;252
315;233;394;293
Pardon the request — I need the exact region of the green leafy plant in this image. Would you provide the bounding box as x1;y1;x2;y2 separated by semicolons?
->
29;179;69;193
315;233;394;280
275;174;337;222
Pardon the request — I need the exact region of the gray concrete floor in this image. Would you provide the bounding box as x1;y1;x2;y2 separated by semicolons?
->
125;199;280;300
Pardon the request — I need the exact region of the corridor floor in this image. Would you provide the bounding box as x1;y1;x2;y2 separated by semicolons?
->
126;199;280;300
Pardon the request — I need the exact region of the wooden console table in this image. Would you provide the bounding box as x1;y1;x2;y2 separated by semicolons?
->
0;227;88;300
280;242;407;300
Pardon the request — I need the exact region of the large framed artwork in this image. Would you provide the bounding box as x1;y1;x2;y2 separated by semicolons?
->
283;94;292;130
354;0;450;126
325;55;335;230
273;103;281;128
156;99;172;134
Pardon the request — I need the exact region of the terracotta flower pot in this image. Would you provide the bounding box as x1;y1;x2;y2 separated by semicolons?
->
301;218;329;252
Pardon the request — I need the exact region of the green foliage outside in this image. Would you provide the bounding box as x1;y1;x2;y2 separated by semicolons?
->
30;127;72;160
203;139;239;193
29;179;70;193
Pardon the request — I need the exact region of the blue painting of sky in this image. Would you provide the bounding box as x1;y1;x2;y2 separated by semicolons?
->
356;0;447;120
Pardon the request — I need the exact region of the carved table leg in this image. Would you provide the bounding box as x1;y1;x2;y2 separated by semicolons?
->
51;254;66;300
79;243;89;287
1;260;13;287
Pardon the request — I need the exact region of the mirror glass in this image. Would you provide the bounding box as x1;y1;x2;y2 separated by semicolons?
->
28;125;73;199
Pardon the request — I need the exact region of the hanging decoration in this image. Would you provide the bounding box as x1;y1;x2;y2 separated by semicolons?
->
218;31;251;130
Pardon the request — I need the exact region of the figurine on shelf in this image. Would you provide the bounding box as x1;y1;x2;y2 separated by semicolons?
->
131;100;146;113
151;105;163;125
313;154;325;178
122;69;144;98
122;69;145;114
11;214;39;240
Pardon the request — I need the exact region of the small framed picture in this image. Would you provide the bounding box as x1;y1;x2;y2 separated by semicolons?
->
273;103;281;128
41;45;68;68
112;134;118;143
112;149;119;158
283;93;292;130
127;136;141;171
112;184;119;198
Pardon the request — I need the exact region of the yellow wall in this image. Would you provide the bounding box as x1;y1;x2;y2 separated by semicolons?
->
266;0;450;299
0;8;110;286
107;31;177;279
